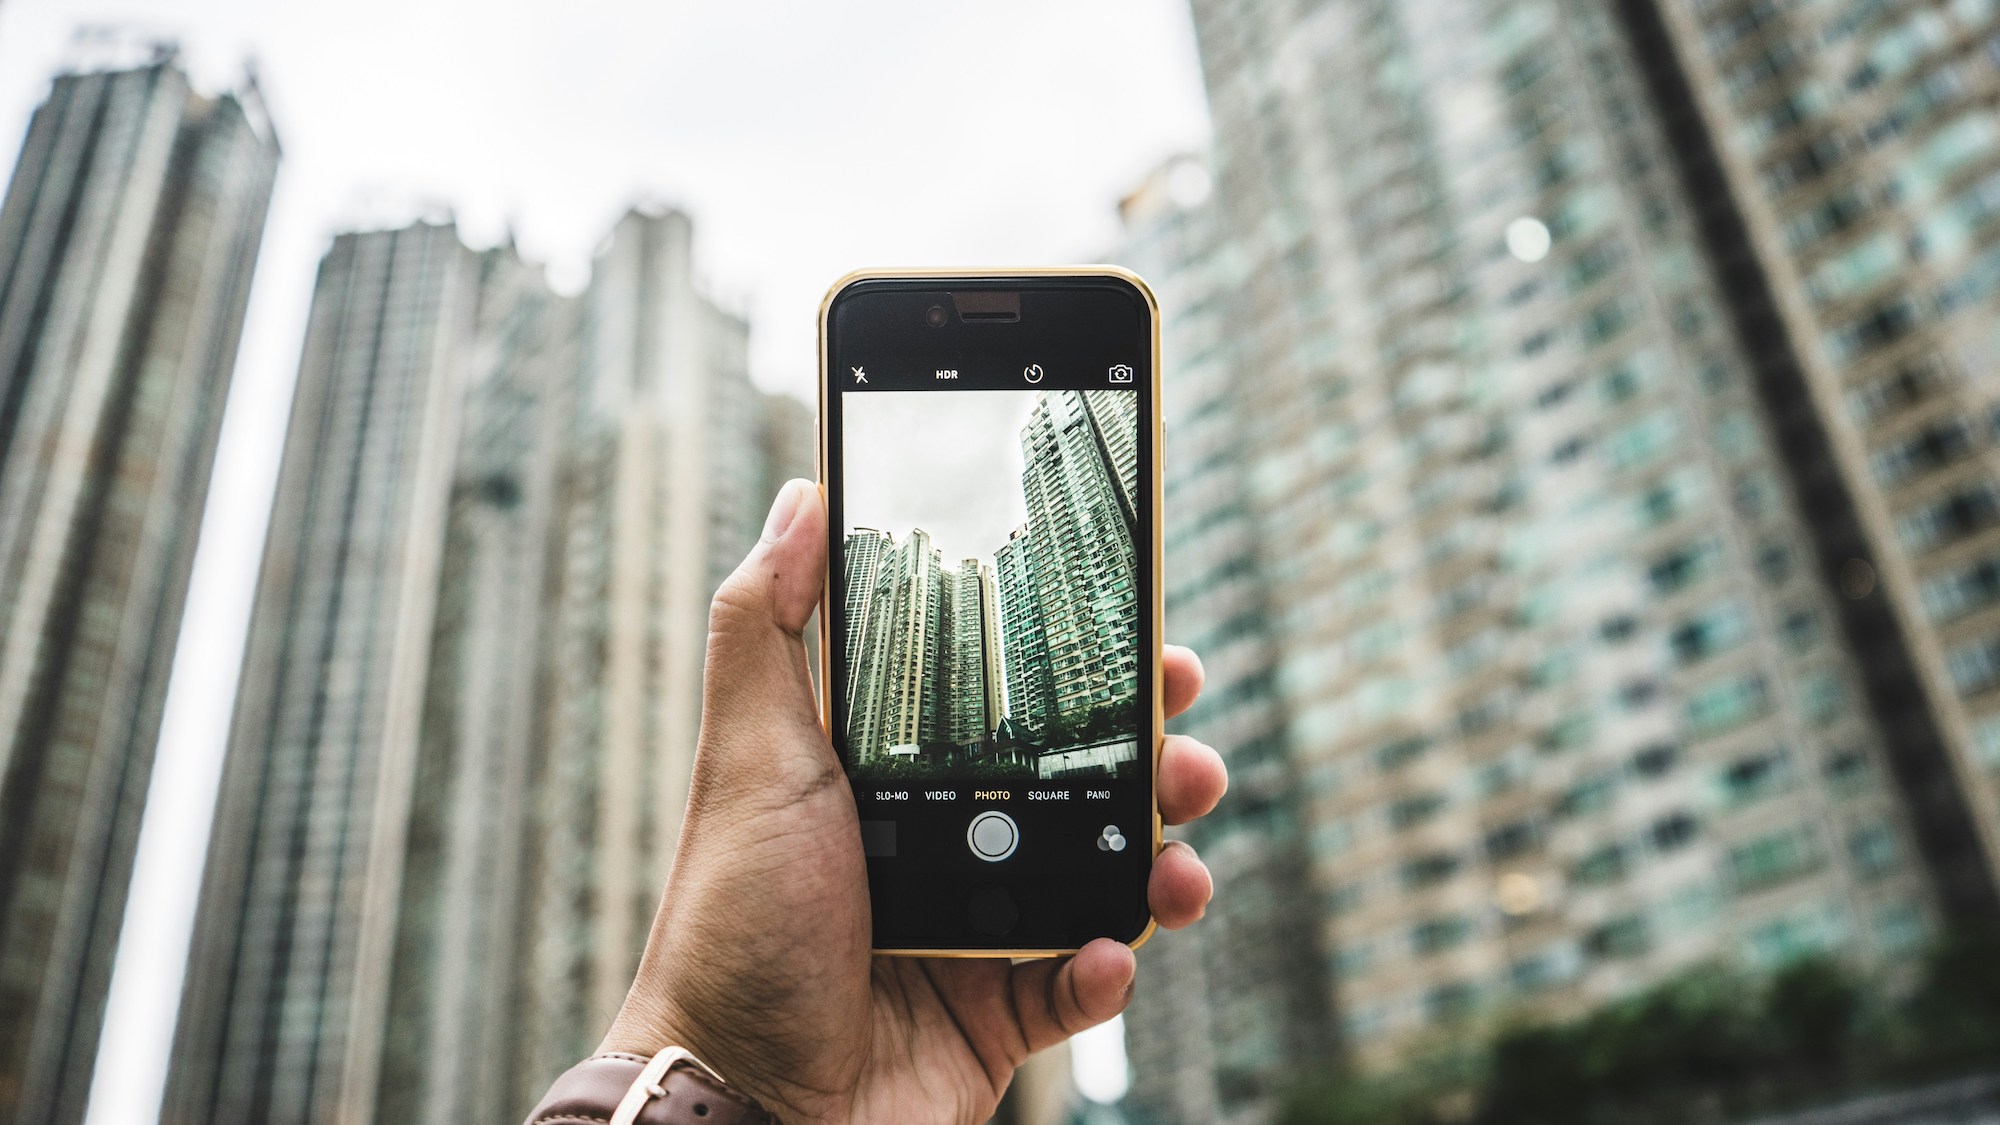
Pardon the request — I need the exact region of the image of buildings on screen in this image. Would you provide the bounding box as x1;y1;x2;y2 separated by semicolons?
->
843;389;1142;780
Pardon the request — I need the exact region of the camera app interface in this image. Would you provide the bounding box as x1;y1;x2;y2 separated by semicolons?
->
841;387;1142;784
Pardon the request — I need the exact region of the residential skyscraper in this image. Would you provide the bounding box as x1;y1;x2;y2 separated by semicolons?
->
0;53;277;1125
996;523;1055;735
847;527;947;762
944;556;1004;746
1626;0;2000;912
1012;389;1141;729
1117;157;1336;1125
844;527;893;709
165;222;474;1125
530;205;769;1040
1115;0;1996;1114
165;206;808;1122
371;245;581;1125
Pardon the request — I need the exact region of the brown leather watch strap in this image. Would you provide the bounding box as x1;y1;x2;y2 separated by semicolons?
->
524;1050;776;1125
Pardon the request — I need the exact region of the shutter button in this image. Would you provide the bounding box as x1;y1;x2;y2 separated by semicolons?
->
967;811;1019;861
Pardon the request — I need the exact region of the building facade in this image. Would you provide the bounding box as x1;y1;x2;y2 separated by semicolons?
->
846;527;948;762
1116;0;2000;1115
371;245;581;1125
165;207;807;1123
165;222;474;1125
0;53;277;1125
1634;0;2000;916
1008;389;1143;734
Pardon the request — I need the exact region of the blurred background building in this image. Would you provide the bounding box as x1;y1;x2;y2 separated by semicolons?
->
0;48;277;1125
160;208;805;1123
1117;0;2000;1119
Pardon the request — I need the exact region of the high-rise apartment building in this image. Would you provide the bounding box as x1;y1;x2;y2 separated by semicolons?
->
1627;0;2000;911
371;246;581;1125
844;527;894;708
0;52;277;1125
945;556;1005;745
996;523;1056;733
165;222;474;1125
843;529;1007;761
1117;157;1337;1125
530;205;771;1045
847;527;948;761
1011;390;1142;729
1117;0;2000;1115
165;205;807;1123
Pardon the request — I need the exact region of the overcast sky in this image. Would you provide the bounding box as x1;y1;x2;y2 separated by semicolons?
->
846;390;1042;565
0;1;1207;1119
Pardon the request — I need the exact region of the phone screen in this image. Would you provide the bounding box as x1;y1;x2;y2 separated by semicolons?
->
823;276;1156;950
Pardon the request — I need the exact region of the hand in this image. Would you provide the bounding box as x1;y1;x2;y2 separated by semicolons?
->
601;479;1229;1123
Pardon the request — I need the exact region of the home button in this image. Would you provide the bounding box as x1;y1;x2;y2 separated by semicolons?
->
967;810;1019;861
968;886;1018;936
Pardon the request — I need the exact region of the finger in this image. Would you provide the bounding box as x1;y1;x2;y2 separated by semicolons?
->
693;480;832;792
1147;841;1212;930
1008;939;1136;1057
1158;735;1227;825
1164;645;1204;718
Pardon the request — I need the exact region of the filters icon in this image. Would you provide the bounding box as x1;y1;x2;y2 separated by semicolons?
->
1096;825;1128;853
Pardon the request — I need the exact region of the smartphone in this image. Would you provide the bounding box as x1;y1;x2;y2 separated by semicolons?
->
818;269;1163;955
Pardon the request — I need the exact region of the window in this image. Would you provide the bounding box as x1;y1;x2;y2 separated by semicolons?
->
1720;747;1793;806
1897;484;2000;552
1651;812;1700;851
1586;915;1653;958
1389;792;1448;830
1485;819;1542;859
1556;773;1618;817
1687;674;1772;736
1848;823;1899;876
1827;299;1916;363
1671;602;1749;663
1846;355;1945;424
1803;672;1848;725
1605;412;1679;470
1573;844;1629;886
1426;982;1478;1023
1727;827;1823;892
1948;635;2000;696
1920;554;2000;622
1650;540;1718;595
1757;544;1794;584
1632;742;1680;777
1870;418;1975;487
1376;736;1432;771
1748;908;1841;966
1402;852;1462;889
1411;916;1473;955
1824;747;1873;795
1782;608;1823;652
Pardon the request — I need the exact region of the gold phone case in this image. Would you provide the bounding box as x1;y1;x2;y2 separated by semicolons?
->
816;266;1165;958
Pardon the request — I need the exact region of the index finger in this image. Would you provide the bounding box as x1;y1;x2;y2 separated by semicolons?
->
1164;645;1203;719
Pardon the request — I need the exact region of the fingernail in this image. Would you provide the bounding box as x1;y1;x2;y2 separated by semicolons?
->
762;480;804;542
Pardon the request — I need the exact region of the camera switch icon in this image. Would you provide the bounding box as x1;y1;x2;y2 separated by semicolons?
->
1108;363;1134;384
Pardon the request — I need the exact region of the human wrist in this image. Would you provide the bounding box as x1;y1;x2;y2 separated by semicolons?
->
526;1047;775;1125
600;996;804;1124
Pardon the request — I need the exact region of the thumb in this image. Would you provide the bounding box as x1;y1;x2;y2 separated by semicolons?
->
695;479;830;788
721;477;825;638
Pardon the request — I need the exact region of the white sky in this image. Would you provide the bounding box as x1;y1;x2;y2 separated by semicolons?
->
845;389;1041;565
0;2;1205;1120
